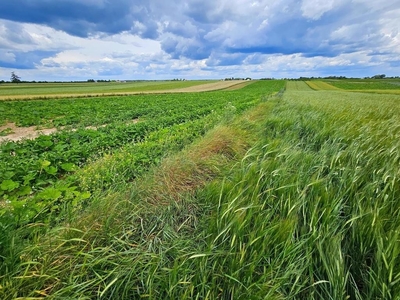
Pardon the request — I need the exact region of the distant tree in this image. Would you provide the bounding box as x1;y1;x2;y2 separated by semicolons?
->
87;79;95;82
372;74;386;79
11;72;21;83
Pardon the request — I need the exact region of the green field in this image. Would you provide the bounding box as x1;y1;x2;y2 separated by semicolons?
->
1;80;399;299
0;80;214;99
324;79;400;90
304;79;400;95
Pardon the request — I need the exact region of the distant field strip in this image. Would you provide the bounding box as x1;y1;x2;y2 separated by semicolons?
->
165;80;249;92
322;80;400;94
220;81;254;90
287;81;313;91
0;80;252;100
305;81;342;90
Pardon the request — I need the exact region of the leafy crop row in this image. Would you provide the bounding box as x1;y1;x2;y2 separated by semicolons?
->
0;80;285;228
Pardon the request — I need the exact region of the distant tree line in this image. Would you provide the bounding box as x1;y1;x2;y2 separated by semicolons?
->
224;77;252;81
288;74;400;81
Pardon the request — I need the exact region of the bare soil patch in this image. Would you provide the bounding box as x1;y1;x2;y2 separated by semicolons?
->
0;123;57;143
221;81;253;91
0;118;140;143
169;80;248;92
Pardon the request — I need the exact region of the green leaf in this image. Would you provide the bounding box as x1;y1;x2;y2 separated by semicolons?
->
17;186;32;196
3;171;15;180
1;179;20;191
80;191;91;199
73;191;91;200
40;160;51;168
11;199;27;210
23;173;36;185
37;188;62;200
61;163;77;172
38;140;53;148
45;166;58;175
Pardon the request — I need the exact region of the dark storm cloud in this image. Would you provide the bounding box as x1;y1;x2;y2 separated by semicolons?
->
0;0;158;38
0;0;397;59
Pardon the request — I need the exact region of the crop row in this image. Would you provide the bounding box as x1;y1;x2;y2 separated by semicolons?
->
0;83;270;127
0;80;285;227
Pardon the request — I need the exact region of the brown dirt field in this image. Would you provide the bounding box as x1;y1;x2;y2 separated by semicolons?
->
0;123;57;143
169;80;248;92
221;81;253;91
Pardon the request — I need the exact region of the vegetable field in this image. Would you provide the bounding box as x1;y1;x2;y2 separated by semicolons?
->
0;80;283;226
1;79;399;299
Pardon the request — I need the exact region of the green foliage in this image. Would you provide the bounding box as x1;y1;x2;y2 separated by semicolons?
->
0;80;284;252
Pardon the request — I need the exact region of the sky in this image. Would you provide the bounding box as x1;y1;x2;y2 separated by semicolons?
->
0;0;399;81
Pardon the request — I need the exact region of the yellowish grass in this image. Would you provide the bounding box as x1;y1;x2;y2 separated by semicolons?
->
306;81;342;90
137;101;274;204
142;125;249;203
